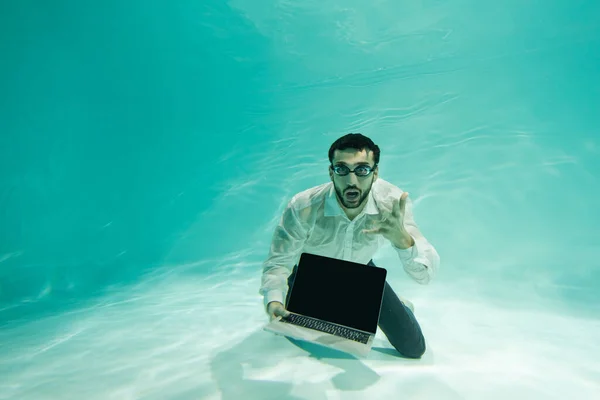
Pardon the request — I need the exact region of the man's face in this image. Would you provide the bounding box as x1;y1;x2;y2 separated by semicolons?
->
329;149;378;210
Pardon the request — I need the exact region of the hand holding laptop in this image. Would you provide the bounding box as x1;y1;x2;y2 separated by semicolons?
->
267;301;290;321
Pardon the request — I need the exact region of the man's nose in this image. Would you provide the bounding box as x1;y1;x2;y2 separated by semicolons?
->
345;173;360;185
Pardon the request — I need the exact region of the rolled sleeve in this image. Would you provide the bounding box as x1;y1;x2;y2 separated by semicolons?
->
264;289;285;309
393;238;439;284
393;195;440;284
259;199;309;312
393;242;418;262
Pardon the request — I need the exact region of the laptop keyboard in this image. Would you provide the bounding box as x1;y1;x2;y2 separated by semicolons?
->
280;313;370;344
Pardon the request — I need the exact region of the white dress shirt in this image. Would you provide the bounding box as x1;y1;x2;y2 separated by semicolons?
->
259;178;440;309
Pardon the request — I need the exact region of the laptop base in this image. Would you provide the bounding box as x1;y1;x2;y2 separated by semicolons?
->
263;317;375;358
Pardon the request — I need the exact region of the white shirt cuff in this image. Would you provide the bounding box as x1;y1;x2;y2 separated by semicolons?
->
393;242;418;262
264;289;285;310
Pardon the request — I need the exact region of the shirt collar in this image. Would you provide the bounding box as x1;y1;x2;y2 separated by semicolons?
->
324;182;380;217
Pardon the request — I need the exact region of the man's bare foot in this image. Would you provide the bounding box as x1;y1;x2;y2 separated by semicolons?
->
399;296;415;313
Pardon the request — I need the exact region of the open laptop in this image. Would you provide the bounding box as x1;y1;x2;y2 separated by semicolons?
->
263;252;387;358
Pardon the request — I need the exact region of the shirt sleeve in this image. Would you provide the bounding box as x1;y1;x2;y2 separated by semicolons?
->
392;195;440;284
259;199;309;312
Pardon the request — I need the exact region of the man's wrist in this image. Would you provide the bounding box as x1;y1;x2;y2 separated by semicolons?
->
391;232;415;249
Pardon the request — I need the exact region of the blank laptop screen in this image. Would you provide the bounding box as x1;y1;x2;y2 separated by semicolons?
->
285;253;387;334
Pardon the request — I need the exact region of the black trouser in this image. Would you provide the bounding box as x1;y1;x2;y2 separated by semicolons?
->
285;259;426;359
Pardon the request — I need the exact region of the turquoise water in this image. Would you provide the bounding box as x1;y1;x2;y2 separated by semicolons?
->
1;1;599;398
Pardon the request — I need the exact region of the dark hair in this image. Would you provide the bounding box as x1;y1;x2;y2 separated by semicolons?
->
328;133;380;165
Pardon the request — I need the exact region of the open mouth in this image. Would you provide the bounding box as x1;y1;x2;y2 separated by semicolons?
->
345;190;359;201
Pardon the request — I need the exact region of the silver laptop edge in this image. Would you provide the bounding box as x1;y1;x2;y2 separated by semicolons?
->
263;315;376;358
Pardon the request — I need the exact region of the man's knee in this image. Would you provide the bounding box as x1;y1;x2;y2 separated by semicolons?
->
389;328;426;359
397;340;426;359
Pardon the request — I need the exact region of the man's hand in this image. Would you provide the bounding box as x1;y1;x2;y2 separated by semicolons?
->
362;191;415;249
267;301;290;321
